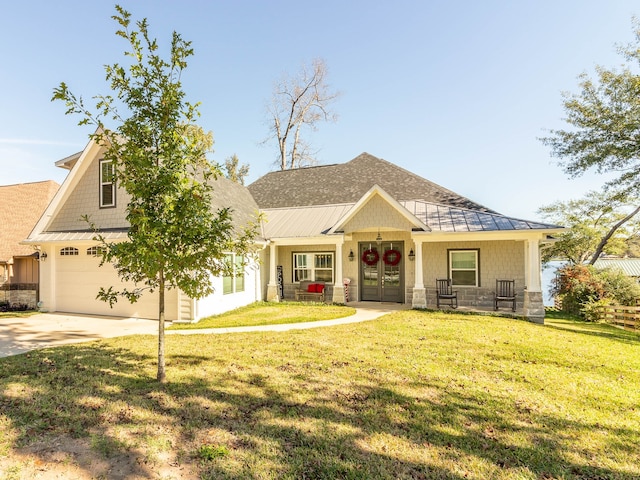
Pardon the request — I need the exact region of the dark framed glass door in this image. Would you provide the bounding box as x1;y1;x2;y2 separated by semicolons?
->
359;242;403;302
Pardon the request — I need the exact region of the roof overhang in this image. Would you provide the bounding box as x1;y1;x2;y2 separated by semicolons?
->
412;228;565;242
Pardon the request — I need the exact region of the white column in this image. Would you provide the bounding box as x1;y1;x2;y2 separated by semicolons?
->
266;242;279;302
523;238;544;323
414;239;424;288
525;239;541;291
411;238;427;308
332;240;346;303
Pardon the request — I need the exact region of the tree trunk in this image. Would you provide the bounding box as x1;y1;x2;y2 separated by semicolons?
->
157;269;166;383
588;205;640;264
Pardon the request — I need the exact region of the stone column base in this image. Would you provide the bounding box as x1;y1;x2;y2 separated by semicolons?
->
523;290;545;324
266;284;280;302
412;287;427;309
332;286;345;304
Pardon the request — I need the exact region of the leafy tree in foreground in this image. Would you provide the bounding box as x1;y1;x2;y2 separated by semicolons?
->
53;6;257;383
538;190;640;265
540;19;640;194
265;58;339;170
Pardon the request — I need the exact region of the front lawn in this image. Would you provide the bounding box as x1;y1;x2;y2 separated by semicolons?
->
1;309;638;479
168;301;355;329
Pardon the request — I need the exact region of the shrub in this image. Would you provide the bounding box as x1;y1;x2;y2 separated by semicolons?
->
0;302;30;312
552;264;640;319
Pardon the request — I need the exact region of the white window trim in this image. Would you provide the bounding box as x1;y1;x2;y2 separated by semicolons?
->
448;249;479;287
60;247;79;256
292;252;335;284
223;253;245;295
99;159;116;208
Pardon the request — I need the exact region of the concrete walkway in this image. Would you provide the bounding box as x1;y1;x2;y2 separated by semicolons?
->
0;303;409;357
167;302;410;335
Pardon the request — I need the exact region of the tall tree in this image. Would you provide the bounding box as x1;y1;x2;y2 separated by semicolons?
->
538;190;640;265
540;20;640;194
223;154;249;185
266;58;339;170
53;6;257;383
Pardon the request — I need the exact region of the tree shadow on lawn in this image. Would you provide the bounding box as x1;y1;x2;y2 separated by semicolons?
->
1;341;638;479
545;318;640;345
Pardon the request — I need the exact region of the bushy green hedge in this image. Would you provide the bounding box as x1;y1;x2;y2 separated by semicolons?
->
552;264;640;320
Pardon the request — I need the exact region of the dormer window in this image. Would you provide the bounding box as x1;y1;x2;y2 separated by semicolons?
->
100;159;115;208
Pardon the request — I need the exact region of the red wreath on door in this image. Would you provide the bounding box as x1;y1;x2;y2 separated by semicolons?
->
383;249;402;266
361;248;379;266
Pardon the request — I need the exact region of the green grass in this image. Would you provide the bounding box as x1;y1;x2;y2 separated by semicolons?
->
168;301;355;329
0;310;37;319
1;309;639;479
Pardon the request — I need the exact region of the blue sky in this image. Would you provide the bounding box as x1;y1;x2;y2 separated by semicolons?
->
1;1;637;220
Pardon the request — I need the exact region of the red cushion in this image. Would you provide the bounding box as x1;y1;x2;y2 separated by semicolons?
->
307;283;316;293
316;284;324;293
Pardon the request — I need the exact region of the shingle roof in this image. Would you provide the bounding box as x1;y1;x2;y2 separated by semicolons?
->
248;153;496;212
208;174;261;235
0;180;59;261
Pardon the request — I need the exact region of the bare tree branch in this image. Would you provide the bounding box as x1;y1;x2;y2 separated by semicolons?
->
265;59;339;170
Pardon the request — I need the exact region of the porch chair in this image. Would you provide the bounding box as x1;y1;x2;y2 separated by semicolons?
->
436;278;458;309
494;279;517;312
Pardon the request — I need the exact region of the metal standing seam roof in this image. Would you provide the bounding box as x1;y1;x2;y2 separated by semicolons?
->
402;201;560;232
261;200;561;239
594;258;640;277
262;204;354;238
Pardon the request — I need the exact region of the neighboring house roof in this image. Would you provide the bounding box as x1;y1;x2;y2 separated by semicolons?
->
248;153;497;212
0;180;59;262
594;258;640;277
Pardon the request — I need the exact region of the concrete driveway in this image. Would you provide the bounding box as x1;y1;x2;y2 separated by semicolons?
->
0;313;159;358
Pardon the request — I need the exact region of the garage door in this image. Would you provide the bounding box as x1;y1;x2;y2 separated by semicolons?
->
55;247;164;319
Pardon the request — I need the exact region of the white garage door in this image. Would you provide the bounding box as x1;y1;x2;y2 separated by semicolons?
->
55;247;163;319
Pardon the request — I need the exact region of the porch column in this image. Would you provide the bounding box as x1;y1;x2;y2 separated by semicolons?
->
266;242;280;302
332;241;346;303
523;238;544;324
412;239;427;308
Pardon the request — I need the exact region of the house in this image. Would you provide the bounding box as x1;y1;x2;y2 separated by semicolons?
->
24;139;262;321
0;180;59;308
25;142;562;324
248;153;563;323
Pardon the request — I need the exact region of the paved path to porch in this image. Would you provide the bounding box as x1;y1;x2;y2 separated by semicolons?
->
0;303;409;357
167;302;411;336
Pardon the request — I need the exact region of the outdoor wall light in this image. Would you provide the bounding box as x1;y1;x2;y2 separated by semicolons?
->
408;249;415;261
348;249;355;261
39;252;47;262
376;230;382;245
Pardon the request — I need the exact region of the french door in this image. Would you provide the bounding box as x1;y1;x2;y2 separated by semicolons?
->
359;242;404;302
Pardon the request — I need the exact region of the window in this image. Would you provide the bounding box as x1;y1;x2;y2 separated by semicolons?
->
100;159;116;208
293;252;334;283
223;254;245;295
87;246;105;257
60;247;79;256
449;249;479;286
